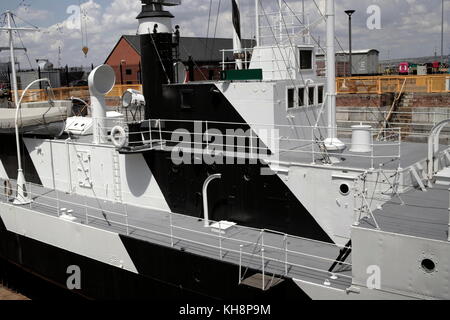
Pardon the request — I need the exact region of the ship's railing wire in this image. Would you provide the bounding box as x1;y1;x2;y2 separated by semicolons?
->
1;179;352;289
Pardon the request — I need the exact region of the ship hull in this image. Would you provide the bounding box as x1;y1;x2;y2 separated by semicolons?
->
0;213;309;300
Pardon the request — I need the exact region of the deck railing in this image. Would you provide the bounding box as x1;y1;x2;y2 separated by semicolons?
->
101;118;402;170
1;179;352;290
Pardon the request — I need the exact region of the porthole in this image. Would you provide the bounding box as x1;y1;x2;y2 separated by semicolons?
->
339;183;350;196
421;259;436;273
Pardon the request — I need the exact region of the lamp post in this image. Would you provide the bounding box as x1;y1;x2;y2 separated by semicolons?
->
441;0;445;64
345;10;355;77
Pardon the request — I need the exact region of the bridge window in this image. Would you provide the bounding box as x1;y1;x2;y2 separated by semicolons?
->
299;50;313;70
287;88;295;109
318;86;324;104
298;88;305;107
307;86;315;106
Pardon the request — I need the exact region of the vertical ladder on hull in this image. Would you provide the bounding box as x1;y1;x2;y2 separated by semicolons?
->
112;151;122;203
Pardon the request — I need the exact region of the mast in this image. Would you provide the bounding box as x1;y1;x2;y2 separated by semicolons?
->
232;0;243;69
324;0;345;152
6;11;19;108
0;11;39;205
255;0;260;46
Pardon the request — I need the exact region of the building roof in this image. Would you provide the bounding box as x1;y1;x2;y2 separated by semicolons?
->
316;49;379;57
120;35;255;62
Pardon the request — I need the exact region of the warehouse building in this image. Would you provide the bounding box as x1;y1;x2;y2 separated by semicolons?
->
316;49;380;76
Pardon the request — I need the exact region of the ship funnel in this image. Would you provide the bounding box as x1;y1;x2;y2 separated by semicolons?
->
88;64;115;144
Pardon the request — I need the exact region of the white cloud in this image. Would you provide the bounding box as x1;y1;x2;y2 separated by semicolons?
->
0;0;448;69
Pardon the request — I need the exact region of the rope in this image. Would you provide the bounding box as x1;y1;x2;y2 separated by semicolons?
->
205;0;213;57
11;14;33;69
209;0;222;62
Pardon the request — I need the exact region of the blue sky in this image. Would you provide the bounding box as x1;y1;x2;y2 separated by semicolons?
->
0;0;448;68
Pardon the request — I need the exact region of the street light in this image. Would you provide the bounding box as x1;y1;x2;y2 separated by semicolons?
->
345;10;355;77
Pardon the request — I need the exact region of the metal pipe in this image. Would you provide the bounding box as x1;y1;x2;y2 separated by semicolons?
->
326;0;337;141
14;78;50;205
441;0;445;64
88;64;116;144
255;0;260;46
448;188;450;242
202;173;222;227
345;10;355;77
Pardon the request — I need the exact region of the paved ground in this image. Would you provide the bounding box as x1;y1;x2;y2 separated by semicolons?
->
0;286;29;300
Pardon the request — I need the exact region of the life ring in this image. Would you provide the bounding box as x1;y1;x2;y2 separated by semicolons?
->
4;180;12;197
110;126;128;149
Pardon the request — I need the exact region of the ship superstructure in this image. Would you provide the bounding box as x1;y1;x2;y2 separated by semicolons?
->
0;0;449;300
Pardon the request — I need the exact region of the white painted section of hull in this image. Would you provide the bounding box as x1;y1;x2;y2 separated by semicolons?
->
23;138;170;212
284;166;358;245
0;159;8;180
216;81;355;245
293;278;418;300
352;226;450;300
0;202;138;273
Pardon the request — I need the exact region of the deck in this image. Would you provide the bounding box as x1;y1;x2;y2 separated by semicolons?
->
359;183;450;242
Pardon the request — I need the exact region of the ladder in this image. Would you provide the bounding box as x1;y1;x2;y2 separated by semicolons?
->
316;139;332;164
112;151;122;203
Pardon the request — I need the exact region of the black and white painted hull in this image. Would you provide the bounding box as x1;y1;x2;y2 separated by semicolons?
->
0;206;309;300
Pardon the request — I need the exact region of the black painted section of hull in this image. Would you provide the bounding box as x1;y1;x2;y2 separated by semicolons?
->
0;215;309;300
141;33;174;120
0;135;42;185
154;83;247;123
144;150;332;243
141;82;332;243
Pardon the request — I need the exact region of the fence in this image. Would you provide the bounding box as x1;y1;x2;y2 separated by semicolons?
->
12;84;143;104
337;75;450;94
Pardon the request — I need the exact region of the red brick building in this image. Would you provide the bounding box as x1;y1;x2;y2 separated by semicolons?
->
105;35;255;84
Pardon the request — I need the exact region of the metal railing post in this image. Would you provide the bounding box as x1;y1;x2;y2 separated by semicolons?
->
56;189;60;216
284;234;288;276
239;245;243;284
311;127;315;164
205;120;209;151
28;181;32;209
124;202;129;236
250;129;254;159
261;248;265;291
219;221;223;260
448;188;450;242
353;178;360;226
370;136;375;170
85;195;88;225
170;211;174;247
149;119;153;149
159;120;163;150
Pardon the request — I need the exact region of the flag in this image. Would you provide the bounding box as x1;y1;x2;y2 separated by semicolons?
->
232;0;241;40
